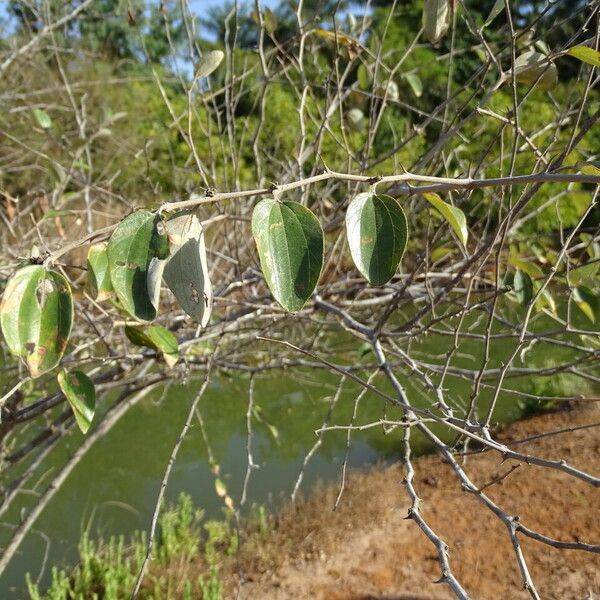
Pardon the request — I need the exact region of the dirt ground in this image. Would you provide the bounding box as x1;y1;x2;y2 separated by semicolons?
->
233;403;600;600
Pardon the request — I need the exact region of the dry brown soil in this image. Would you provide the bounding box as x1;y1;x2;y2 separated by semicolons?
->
231;403;600;600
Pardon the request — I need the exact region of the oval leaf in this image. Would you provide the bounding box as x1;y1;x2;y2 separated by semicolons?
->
163;211;213;326
57;370;96;434
423;192;468;247
196;50;224;79
576;160;600;175
566;45;600;68
86;243;113;301
513;270;533;306
33;108;52;129
423;0;450;44
573;286;599;323
513;50;558;90
483;0;504;28
107;211;169;321
252;199;324;312
0;266;73;378
403;72;423;98
125;324;179;368
345;192;408;286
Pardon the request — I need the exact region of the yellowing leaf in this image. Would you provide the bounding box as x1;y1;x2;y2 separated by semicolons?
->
0;266;73;378
573;286;599;323
422;192;468;248
567;45;600;68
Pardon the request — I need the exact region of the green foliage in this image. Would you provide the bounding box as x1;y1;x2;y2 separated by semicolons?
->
252;198;324;312
57;370;96;434
163;211;213;327
25;494;216;600
0;266;73;378
107;211;169;322
125;325;180;368
345;192;408;286
87;243;113;302
422;193;468;248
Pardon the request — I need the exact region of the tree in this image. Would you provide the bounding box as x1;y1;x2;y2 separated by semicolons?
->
1;0;600;598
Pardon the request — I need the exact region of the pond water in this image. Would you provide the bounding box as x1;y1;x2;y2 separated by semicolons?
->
0;307;590;596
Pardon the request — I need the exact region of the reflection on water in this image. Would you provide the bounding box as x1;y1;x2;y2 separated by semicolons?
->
1;307;592;596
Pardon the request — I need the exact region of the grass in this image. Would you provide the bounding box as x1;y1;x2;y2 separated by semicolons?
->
26;494;235;600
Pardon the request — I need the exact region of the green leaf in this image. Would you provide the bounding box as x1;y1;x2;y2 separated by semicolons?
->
215;478;227;498
513;270;533;306
33;108;52;129
125;324;179;368
57;370;96;434
251;7;278;34
422;192;468;247
107;211;169;321
430;246;455;263
403;72;423;98
573;286;599;323
568;261;599;287
423;0;450;44
576;160;600;175
566;45;600;68
483;0;504;28
0;266;73;378
195;50;224;79
534;283;557;317
86;243;113;301
252;198;324;312
163;211;213;326
508;256;543;278
345;192;408;286
512;50;558;90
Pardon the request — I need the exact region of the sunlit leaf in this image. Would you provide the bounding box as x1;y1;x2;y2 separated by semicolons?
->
107;211;169;321
423;192;468;248
576;160;600;175
483;0;504;28
252;198;324;312
509;256;543;278
125;324;179;368
86;243;113;301
566;45;600;68
0;265;73;378
195;50;224;79
573;286;599;323
162;211;213;327
347;108;365;131
57;370;96;434
534;282;557;317
346;192;408;286
33;108;52;129
512;50;558;90
423;0;450;43
403;72;423;97
430;246;455;263
534;40;550;56
215;478;227;497
568;261;599;287
312;28;363;58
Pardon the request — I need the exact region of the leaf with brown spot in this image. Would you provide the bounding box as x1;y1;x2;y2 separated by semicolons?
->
0;266;73;377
